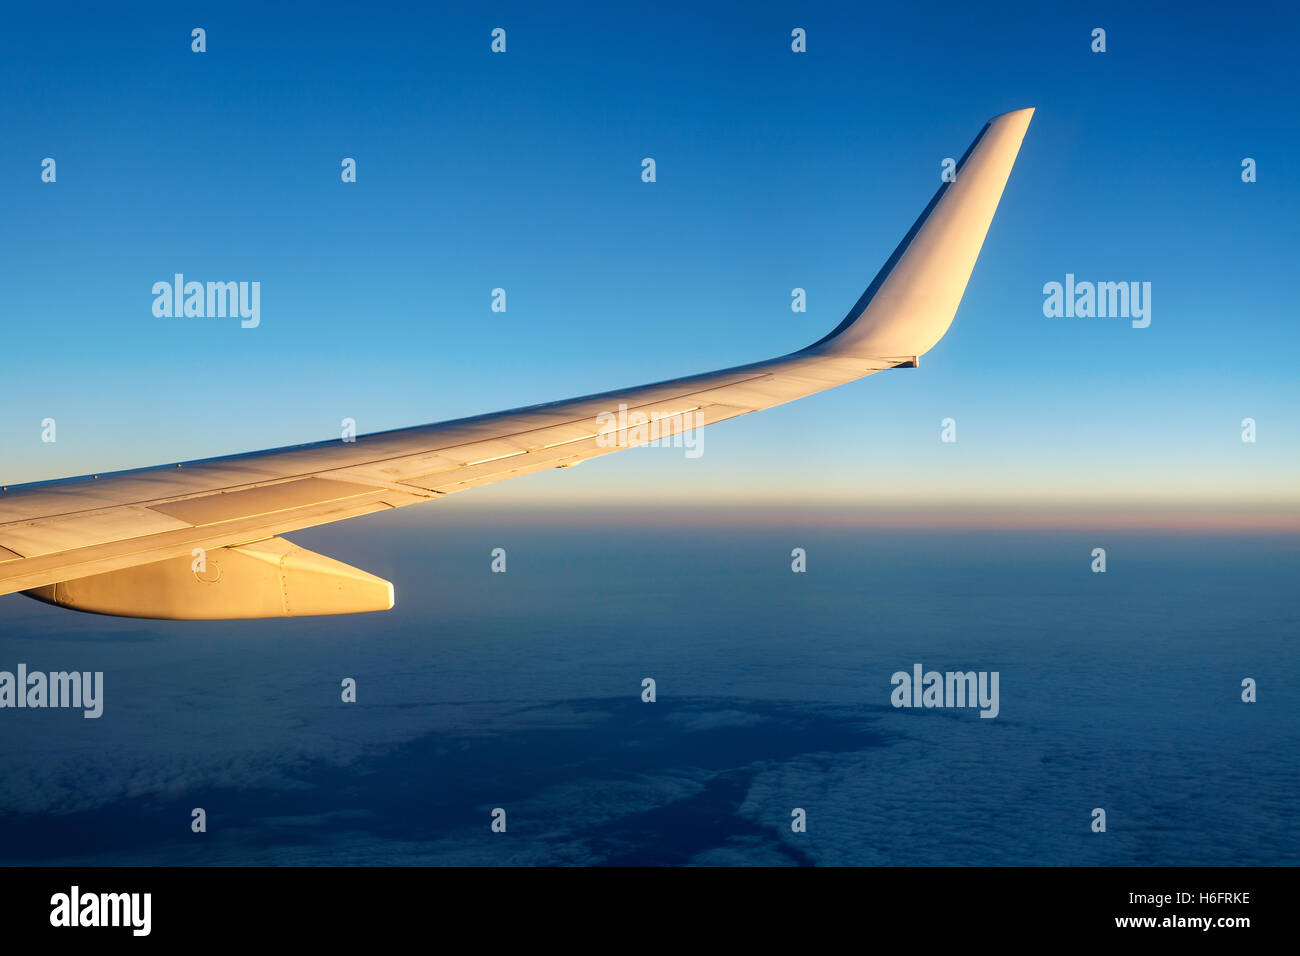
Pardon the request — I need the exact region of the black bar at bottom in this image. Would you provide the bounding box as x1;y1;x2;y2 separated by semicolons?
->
0;866;1274;941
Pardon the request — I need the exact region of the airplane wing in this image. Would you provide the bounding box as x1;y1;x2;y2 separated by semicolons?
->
0;108;1033;619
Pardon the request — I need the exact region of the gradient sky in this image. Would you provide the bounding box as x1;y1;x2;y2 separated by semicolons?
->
2;1;1296;528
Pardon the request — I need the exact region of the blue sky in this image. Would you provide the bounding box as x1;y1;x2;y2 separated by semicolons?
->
2;1;1296;526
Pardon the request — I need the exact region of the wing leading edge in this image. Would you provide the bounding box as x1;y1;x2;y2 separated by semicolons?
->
0;108;1033;617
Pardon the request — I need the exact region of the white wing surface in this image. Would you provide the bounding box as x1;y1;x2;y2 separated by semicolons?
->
0;109;1033;618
